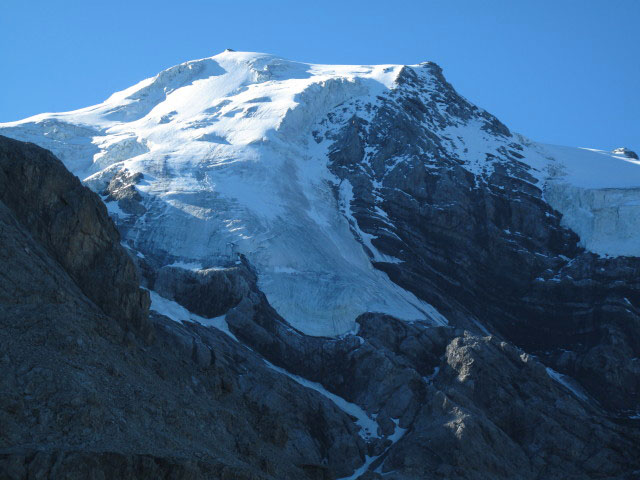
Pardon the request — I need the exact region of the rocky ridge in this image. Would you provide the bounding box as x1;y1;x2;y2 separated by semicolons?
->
314;63;640;414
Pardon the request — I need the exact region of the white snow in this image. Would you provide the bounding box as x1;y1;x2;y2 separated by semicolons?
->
263;360;380;440
166;261;206;271
523;142;640;257
103;198;132;220
149;290;237;341
506;139;640;256
439;122;640;257
545;367;589;402
338;418;407;480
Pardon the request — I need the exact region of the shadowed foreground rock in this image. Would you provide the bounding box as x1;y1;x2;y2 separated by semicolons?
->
1;136;639;479
0;136;152;342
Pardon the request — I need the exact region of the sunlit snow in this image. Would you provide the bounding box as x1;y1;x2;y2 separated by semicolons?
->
0;50;445;336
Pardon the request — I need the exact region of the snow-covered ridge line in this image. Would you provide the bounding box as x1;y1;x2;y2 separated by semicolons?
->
0;50;448;337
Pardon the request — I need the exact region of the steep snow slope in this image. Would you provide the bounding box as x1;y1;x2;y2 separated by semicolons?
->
1;50;638;335
445;126;640;256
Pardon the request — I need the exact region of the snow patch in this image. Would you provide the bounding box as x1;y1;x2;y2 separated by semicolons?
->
149;290;237;341
264;360;380;440
546;367;589;402
338;418;407;479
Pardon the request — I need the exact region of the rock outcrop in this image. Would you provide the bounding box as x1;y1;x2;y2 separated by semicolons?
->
0;136;152;341
612;147;639;159
221;282;640;478
154;263;252;318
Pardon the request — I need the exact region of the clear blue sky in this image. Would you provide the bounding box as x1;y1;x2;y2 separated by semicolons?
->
1;0;638;150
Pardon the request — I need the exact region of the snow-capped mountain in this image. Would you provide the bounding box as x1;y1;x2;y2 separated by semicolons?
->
2;50;638;338
2;51;640;479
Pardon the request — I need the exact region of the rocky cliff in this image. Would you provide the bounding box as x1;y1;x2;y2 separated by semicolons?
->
318;64;640;414
1;135;639;479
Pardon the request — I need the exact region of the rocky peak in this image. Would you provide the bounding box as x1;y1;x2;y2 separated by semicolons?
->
612;146;639;159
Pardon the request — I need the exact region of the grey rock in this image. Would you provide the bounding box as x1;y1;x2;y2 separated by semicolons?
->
155;264;251;318
222;279;640;478
102;168;147;215
0;136;370;479
318;70;640;414
0;136;152;342
612;147;639;159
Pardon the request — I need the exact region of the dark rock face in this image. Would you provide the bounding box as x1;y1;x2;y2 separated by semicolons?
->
154;264;251;318
314;67;640;414
222;279;640;479
0;306;371;479
0;451;266;480
0;136;152;341
612;147;639;159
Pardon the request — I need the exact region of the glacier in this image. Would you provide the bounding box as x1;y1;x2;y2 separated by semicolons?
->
1;50;639;336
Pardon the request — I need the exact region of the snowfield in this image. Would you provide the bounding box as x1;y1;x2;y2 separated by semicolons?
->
1;50;639;335
516;140;640;257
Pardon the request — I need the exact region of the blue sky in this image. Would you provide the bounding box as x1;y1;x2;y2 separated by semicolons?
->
1;0;638;150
